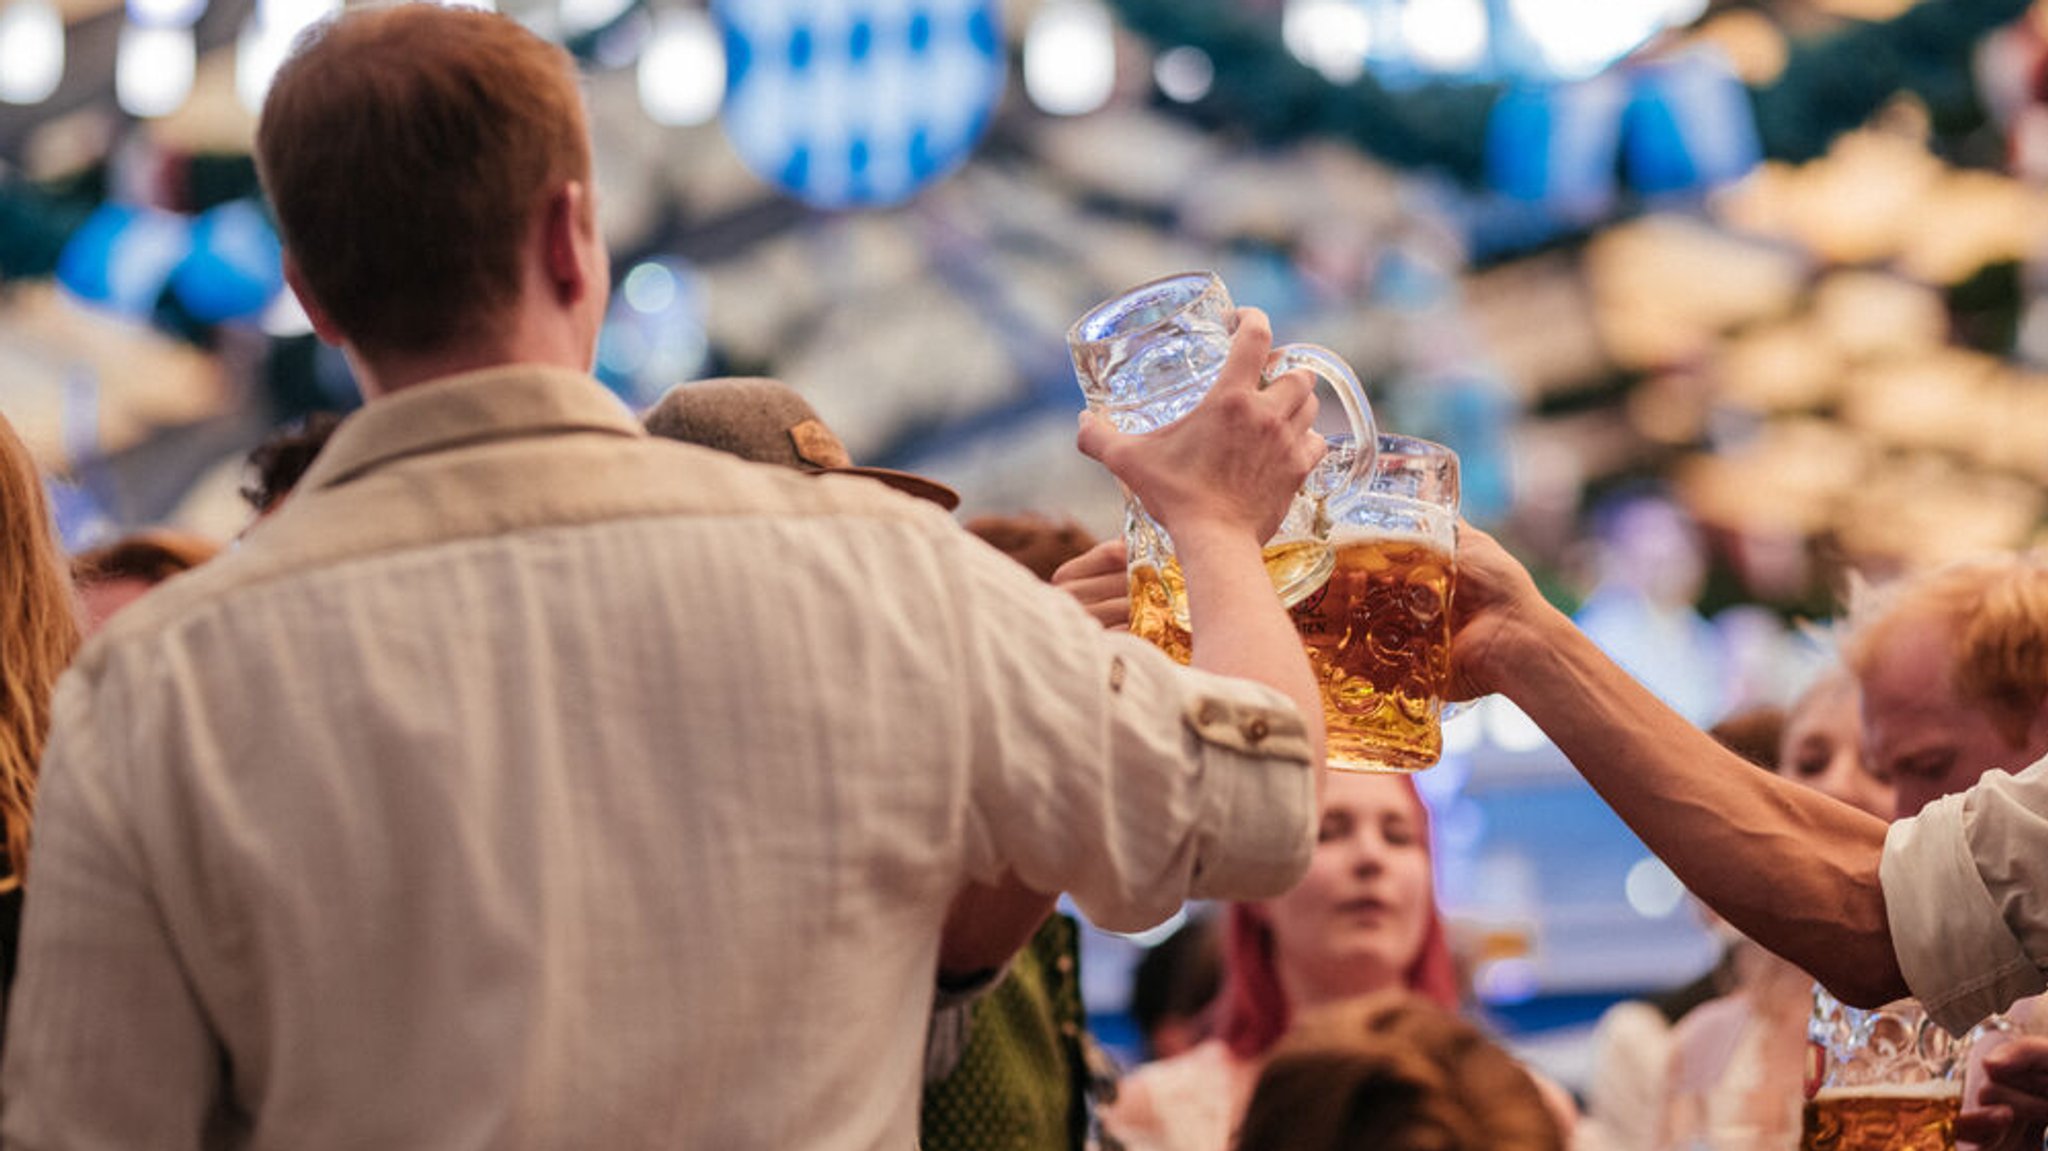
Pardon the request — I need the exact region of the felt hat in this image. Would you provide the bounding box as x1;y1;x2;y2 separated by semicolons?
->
642;377;960;511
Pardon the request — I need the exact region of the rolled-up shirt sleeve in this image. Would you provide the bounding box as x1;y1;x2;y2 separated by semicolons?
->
1883;761;2048;1035
944;527;1316;937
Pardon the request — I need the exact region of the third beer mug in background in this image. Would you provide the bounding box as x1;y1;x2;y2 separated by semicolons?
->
1067;271;1378;664
1294;434;1459;773
1803;988;1962;1151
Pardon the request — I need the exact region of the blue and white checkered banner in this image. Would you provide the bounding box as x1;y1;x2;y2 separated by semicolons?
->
714;0;1006;209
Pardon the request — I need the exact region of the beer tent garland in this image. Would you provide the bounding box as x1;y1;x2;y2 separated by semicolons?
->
1099;0;2032;199
0;0;2034;342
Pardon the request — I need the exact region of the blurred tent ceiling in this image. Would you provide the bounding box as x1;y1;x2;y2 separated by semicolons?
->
2;0;2046;596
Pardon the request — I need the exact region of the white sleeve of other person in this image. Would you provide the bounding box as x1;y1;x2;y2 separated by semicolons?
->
1883;759;2048;1034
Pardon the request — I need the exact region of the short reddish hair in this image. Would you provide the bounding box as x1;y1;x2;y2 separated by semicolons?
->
255;4;592;357
1213;776;1461;1059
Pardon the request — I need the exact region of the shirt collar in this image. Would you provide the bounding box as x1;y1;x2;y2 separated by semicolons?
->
299;365;645;494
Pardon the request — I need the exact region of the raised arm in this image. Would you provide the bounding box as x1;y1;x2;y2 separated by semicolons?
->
1079;307;1330;778
1449;524;1906;1008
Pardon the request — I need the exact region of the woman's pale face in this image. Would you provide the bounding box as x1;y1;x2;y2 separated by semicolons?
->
1780;672;1893;820
1258;773;1433;1010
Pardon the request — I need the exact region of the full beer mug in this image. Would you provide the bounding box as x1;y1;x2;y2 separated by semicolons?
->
1294;434;1459;773
1068;272;1378;664
1803;988;1962;1151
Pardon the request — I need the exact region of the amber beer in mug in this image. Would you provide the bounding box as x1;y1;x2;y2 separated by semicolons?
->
1294;435;1459;773
1804;990;1965;1151
1799;1084;1959;1151
1069;271;1380;653
1129;540;1332;667
1293;529;1455;773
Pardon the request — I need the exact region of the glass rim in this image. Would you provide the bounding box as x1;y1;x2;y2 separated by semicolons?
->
1067;270;1224;350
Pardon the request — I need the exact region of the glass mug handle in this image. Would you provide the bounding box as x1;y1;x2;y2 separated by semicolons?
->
1263;343;1377;497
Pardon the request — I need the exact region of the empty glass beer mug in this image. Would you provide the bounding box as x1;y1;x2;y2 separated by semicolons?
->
1294;434;1459;773
1803;988;1963;1151
1067;271;1378;664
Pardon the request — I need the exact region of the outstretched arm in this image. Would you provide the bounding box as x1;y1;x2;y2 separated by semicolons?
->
1450;524;1905;1007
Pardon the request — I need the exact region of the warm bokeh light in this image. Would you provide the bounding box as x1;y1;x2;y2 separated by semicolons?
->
116;23;196;119
0;0;63;105
1283;0;1371;84
558;0;632;36
126;0;204;28
637;9;724;127
1153;45;1215;104
1023;0;1116;117
1403;0;1488;73
1508;0;1662;77
236;0;342;113
1624;857;1686;918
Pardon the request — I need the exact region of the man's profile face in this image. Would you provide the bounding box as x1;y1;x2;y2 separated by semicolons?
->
1859;609;2048;818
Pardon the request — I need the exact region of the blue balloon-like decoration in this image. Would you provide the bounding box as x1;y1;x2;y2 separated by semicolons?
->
1622;52;1762;198
171;199;285;323
54;199;284;324
55;203;193;317
1484;76;1627;221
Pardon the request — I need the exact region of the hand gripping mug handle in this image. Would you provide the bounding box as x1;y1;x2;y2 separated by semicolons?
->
1263;343;1377;498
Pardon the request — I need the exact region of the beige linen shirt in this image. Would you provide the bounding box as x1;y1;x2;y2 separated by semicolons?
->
1882;760;2048;1034
1;366;1315;1151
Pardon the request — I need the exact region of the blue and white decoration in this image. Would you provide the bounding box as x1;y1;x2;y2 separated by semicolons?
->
171;199;285;323
1484;73;1629;222
1622;50;1761;198
55;203;194;317
56;198;285;324
713;0;1007;209
1485;49;1760;216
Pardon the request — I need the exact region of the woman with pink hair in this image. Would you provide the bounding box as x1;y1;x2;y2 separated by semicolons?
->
1099;771;1463;1151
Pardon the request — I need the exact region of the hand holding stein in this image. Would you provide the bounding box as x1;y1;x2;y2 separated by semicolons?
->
1069;272;1377;666
1070;271;1463;774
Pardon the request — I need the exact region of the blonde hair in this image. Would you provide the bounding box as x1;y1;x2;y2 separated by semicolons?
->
1236;992;1563;1151
0;415;80;890
1844;551;2048;747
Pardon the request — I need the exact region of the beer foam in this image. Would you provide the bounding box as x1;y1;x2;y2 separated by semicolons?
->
1810;1082;1962;1102
1328;520;1455;551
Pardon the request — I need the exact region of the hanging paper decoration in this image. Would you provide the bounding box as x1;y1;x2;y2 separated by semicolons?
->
55;203;193;317
713;0;1007;209
169;199;284;323
1622;50;1761;197
1484;74;1628;221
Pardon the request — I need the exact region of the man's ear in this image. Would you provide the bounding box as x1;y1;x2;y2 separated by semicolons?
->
282;255;345;348
540;181;594;305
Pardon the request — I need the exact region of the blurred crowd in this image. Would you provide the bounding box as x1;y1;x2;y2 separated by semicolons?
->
10;7;2048;1151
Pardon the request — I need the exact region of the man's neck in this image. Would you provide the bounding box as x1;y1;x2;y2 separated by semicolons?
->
352;334;590;400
